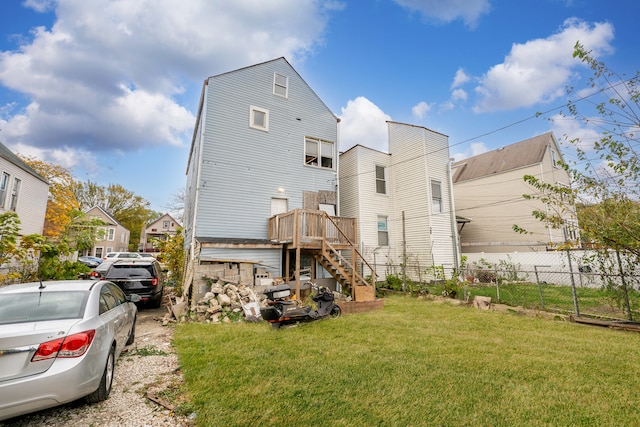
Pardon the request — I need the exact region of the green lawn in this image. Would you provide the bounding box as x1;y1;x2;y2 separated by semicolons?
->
173;295;640;426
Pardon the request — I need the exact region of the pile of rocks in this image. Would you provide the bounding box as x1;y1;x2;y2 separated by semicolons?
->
171;280;265;324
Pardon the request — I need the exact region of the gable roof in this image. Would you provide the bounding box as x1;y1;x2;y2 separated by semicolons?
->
452;132;557;183
85;206;126;229
187;57;338;172
0;141;48;185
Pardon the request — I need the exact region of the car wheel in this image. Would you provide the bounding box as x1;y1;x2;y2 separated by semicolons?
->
126;317;136;346
86;346;115;403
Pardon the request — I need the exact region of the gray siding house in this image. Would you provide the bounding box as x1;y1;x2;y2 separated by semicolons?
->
84;206;130;258
184;58;374;300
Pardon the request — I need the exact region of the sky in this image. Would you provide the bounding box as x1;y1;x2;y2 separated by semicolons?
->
0;0;637;213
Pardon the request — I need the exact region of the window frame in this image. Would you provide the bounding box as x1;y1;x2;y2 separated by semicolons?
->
107;227;115;241
304;137;334;170
431;179;442;214
249;105;269;131
375;165;386;195
273;73;288;98
9;177;21;212
0;172;9;209
377;215;389;247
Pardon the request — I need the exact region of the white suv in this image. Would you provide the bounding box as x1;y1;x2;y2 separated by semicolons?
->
95;252;143;276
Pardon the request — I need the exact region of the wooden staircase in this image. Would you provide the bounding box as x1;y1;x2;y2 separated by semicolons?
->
268;209;377;300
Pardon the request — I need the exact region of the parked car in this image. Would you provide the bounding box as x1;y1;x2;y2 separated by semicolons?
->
78;255;103;268
104;259;165;308
138;252;156;259
95;252;143;276
0;280;139;421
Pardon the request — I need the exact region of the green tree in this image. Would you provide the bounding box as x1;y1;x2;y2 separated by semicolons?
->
155;227;185;293
522;42;640;254
73;182;160;251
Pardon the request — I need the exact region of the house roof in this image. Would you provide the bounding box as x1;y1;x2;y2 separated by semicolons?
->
187;57;338;173
0;141;48;185
85;206;126;229
452;132;557;183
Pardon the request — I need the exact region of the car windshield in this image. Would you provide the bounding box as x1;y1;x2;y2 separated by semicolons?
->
106;266;153;279
0;291;88;325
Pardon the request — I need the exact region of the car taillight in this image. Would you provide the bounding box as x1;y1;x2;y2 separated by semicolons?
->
32;330;96;362
151;278;158;286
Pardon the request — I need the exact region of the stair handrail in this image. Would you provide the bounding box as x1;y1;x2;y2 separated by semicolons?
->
322;212;377;287
322;239;373;288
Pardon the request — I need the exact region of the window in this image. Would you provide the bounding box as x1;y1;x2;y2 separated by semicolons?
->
431;180;442;213
9;178;21;212
107;228;115;241
163;220;170;229
377;216;389;247
375;165;386;194
250;105;269;131
273;73;288;98
95;247;104;258
305;137;334;169
0;172;9;209
551;150;558;167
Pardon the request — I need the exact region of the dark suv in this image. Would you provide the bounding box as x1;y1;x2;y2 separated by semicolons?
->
104;259;164;308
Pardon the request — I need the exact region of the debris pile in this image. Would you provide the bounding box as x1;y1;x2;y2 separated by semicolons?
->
165;280;265;324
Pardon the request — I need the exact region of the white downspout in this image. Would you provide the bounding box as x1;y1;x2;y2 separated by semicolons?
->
448;159;460;271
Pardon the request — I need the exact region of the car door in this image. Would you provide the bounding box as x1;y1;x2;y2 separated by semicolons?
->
99;284;130;355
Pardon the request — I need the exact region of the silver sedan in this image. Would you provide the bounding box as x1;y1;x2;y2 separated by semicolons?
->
0;280;138;421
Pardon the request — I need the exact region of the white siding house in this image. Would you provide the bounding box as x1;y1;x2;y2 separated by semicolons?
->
0;142;48;236
339;121;459;282
84;206;130;258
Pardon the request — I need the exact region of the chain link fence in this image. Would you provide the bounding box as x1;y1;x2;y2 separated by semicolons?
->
376;250;640;322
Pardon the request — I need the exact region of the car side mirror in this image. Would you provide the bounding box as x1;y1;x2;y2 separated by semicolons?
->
128;294;142;303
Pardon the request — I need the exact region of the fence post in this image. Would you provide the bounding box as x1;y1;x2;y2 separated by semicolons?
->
495;266;500;303
616;250;633;321
534;265;550;311
563;228;580;317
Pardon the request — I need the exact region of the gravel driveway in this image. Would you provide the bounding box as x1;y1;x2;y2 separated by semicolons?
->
1;306;192;427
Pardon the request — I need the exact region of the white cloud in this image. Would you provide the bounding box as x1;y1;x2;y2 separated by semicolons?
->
451;89;467;102
393;0;490;28
473;18;614;113
451;68;470;89
412;101;433;120
451;141;489;161
339;96;391;152
0;0;336;167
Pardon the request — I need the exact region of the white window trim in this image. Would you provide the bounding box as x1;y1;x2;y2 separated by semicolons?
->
273;73;288;98
375;165;386;195
250;105;269;131
107;227;115;241
304;137;334;170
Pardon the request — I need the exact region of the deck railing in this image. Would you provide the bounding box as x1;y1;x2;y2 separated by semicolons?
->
268;209;357;247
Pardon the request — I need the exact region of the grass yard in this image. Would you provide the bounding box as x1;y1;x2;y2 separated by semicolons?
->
173;295;640;426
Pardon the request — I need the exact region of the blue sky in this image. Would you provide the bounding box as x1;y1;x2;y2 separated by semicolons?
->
0;0;637;213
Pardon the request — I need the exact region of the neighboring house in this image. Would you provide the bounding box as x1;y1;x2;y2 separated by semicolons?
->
83;206;130;258
184;58;375;301
451;132;578;253
139;213;181;253
0;142;49;236
339;121;460;282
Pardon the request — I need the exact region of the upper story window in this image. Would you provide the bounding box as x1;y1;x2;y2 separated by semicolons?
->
107;228;115;241
0;172;9;209
250;105;269;131
305;137;334;169
375;165;386;194
551;149;559;168
273;73;288;98
163;220;170;229
9;178;21;212
431;179;442;214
